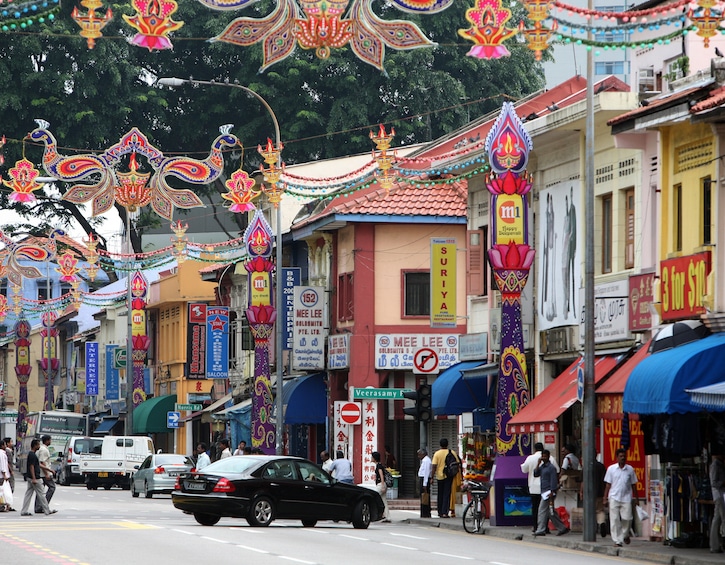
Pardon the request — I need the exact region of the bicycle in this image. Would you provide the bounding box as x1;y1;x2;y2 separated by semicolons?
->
462;479;489;534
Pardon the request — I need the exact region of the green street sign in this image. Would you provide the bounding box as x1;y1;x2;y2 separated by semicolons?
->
113;347;127;369
0;412;17;419
353;388;413;400
175;403;202;411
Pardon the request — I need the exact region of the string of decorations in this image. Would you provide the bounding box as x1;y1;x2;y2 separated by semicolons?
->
555;25;696;49
0;0;59;31
551;13;687;35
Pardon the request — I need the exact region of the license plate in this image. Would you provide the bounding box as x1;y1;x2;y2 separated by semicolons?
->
98;472;108;478
167;471;180;477
185;481;205;491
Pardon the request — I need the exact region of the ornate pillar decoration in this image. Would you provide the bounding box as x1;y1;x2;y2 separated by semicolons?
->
130;271;150;406
14;318;32;446
244;210;276;454
484;102;535;456
40;311;59;410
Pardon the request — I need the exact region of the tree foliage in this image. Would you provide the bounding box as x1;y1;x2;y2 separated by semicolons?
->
0;0;545;251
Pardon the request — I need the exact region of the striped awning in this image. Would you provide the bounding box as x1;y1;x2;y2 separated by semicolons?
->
686;382;725;410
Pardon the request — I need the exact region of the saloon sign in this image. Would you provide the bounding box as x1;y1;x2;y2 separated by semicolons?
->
660;251;711;321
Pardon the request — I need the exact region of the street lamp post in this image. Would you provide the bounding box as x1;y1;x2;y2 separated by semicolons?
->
157;77;285;455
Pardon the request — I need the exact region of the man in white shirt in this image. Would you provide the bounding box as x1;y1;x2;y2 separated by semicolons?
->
219;439;232;459
35;435;55;513
195;443;211;471
521;442;560;532
328;451;354;484
417;448;432;518
320;451;334;474
0;438;11;510
604;447;639;547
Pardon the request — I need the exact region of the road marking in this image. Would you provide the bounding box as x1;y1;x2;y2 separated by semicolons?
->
201;536;230;544
234;544;269;554
1;533;91;565
432;552;475;560
381;542;418;550
171;529;195;535
279;557;315;564
339;534;369;541
389;532;427;539
490;562;512;565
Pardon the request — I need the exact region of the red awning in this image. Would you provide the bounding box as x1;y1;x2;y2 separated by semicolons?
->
596;340;651;419
507;355;622;434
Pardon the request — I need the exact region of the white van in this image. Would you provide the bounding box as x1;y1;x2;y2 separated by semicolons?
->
80;436;154;490
57;436;103;486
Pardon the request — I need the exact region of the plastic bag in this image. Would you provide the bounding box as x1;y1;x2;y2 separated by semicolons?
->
1;480;11;507
636;505;649;521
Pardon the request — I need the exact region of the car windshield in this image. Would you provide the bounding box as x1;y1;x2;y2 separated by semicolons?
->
157;454;190;466
202;456;262;474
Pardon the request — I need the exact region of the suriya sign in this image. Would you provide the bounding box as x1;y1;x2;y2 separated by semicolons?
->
660;251;711;321
430;238;457;328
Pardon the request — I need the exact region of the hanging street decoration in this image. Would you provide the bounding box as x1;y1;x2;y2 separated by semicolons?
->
0;229;54;287
130;271;150;406
71;0;113;49
0;0;60;32
202;0;453;72
2;157;45;202
14;317;32;447
484;102;534;457
122;0;184;51
688;0;722;48
222;168;260;213
29;121;239;221
519;0;557;61
257;139;285;206
458;0;516;60
40;310;59;410
369;124;397;192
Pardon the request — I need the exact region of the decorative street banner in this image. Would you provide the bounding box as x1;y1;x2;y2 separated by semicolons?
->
430;238;457;328
105;344;120;400
282;268;301;350
292;286;327;371
187;303;207;379
85;342;99;396
206;306;229;379
328;334;350;370
660;251;711;321
130;271;149;406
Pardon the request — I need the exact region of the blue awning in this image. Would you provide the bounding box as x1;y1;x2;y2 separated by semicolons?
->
93;417;118;435
432;361;497;416
623;332;725;415
282;373;327;425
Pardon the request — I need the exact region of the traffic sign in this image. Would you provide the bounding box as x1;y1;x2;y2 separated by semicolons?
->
339;402;361;425
175;403;202;411
413;348;440;374
577;366;584;402
352;388;413;400
113;347;127;369
167;411;180;428
0;412;17;420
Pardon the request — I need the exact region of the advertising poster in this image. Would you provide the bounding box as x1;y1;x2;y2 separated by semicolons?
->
85;342;99;396
187;303;207;379
206;306;229;379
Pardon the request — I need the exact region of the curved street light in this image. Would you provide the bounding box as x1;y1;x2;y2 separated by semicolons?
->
157;77;285;455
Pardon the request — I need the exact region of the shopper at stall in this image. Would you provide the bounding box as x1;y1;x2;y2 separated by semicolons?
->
709;453;725;553
603;447;639;547
532;449;569;537
521;442;559;533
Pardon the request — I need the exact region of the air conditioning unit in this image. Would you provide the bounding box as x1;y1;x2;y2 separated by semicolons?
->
540;326;579;354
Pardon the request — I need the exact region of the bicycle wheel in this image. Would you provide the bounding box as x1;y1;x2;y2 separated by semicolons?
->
462;501;482;534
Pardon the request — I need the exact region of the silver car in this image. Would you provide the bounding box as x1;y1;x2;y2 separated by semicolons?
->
131;453;194;498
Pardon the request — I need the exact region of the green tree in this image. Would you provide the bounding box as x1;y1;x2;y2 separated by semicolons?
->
0;0;545;251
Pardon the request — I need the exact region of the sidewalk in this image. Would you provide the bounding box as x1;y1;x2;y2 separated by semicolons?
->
393;509;724;565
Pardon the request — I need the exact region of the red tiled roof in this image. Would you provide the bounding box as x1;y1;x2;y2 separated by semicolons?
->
607;84;707;126
198;262;229;274
416;75;628;161
690;85;725;113
293;179;468;230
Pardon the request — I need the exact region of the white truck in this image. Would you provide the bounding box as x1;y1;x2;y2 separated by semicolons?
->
79;436;154;490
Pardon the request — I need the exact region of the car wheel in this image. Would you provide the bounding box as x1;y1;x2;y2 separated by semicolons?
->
352;499;371;529
131;481;139;498
301;519;317;527
193;513;221;526
247;496;274;527
144;482;153;499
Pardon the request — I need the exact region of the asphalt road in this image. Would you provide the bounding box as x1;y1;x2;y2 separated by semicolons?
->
1;483;643;565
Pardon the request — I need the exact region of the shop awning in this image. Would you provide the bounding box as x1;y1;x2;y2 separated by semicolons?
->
596;340;652;419
132;394;177;434
624;332;725;415
202;393;233;413
432;361;498;415
282;373;327;425
687;381;725;410
93;417;118;435
217;398;252;416
507;355;622;434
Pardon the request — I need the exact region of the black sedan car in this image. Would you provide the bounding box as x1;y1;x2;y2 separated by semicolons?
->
172;455;385;529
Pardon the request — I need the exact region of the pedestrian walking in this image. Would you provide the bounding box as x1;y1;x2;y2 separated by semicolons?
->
3;437;15;493
372;451;390;522
603;447;639;547
21;439;57;516
35;434;56;513
709;453;725;553
417;448;432;518
532;449;569;536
